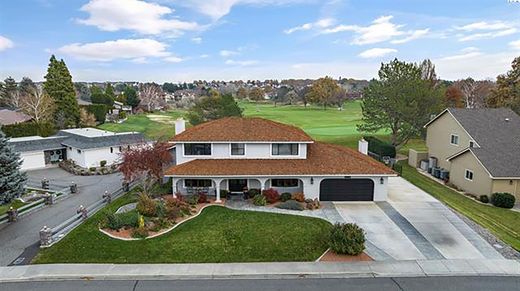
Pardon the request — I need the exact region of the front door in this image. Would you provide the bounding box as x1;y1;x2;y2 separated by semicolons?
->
228;179;247;192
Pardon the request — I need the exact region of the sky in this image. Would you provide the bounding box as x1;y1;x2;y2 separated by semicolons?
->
1;0;520;82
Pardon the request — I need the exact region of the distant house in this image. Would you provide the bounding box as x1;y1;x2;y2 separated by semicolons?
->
0;109;32;126
8;128;145;171
424;108;520;200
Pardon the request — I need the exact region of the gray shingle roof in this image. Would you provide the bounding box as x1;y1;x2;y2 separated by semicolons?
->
447;108;520;177
8;136;68;152
56;131;145;149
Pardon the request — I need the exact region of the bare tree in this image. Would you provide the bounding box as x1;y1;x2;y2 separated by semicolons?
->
139;83;164;112
454;78;494;108
19;85;55;123
79;107;97;127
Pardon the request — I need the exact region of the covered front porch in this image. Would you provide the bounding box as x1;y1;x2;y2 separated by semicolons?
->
170;176;309;202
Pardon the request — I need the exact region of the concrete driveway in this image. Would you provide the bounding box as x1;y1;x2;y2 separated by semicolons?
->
335;177;502;261
0;168;123;266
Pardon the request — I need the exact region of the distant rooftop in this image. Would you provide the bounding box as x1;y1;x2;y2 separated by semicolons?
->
0;109;32;125
60;128;139;138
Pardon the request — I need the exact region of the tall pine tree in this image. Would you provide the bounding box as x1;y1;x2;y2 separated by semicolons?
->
43;55;80;128
0;130;27;204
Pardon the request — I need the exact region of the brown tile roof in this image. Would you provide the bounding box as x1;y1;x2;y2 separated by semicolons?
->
165;142;395;176
172;117;314;142
0;109;32;125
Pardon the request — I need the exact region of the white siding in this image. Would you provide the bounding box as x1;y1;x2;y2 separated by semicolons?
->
19;151;45;171
66;146;87;168
176;142;309;165
83;147;123;168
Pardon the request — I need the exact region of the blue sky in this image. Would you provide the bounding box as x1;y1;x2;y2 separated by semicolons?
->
1;0;520;82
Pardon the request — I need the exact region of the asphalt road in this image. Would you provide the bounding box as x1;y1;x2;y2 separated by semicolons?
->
0;168;123;266
0;277;519;291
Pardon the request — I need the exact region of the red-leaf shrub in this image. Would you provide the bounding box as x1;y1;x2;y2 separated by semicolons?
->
197;192;208;203
292;192;305;202
262;188;280;204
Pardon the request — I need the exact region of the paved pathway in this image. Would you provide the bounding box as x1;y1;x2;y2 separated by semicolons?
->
0;168;123;266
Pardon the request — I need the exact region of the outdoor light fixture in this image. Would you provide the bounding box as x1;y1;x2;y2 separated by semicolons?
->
380;177;384;184
310;177;314;184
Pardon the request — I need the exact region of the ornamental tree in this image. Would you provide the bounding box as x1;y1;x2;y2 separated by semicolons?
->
0;130;27;204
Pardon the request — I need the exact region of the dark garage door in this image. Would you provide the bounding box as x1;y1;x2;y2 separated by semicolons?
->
320;179;374;201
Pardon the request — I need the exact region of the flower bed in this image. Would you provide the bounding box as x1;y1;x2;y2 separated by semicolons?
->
99;194;223;240
60;160;119;176
250;188;321;211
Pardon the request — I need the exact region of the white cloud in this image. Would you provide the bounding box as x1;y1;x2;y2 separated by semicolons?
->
131;57;149;64
191;37;202;44
510;39;520;50
225;59;258;66
358;48;397;58
284;18;335;34
220;49;239;57
163;56;184;63
174;0;309;20
0;35;14;51
321;15;428;45
78;0;199;35
435;51;517;80
200;54;210;58
439;47;482;61
58;38;171;61
390;29;429;44
455;21;510;31
458;28;517;41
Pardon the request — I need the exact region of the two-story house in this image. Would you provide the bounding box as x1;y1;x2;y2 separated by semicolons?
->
424;108;520;199
165;117;395;202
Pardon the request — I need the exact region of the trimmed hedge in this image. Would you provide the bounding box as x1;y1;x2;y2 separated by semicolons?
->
82;104;108;123
2;121;56;137
328;223;365;255
275;200;304;211
280;192;292;202
490;192;515;209
364;136;396;158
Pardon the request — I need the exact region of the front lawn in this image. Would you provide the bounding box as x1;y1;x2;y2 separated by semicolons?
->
401;163;520;251
33;192;331;264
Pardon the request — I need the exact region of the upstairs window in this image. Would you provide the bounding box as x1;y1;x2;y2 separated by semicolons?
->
450;134;459;145
231;143;245;155
184;143;211;155
465;169;474;181
272;143;299;156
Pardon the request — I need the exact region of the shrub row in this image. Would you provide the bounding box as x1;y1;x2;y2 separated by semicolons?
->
2;121;56;137
364;136;396;158
103;211;139;230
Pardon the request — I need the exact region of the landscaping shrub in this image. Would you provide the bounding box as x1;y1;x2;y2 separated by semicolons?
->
306;198;320;210
275;200;304;211
103;211;138;230
247;188;260;198
164;196;189;219
253;194;267;206
262;188;280;203
479;195;489;204
83;104;108;123
132;227;149;239
220;189;230;199
364;136;396;158
328;223;365;255
187;195;199;206
89;167;96;172
291;192;305;202
490;192;516;209
155;202;166;218
100;160;107;167
119;111;127;119
280;192;292;202
136;193;157;216
198;193;208;203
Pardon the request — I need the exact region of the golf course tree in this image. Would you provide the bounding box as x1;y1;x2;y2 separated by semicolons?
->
0;129;27;204
248;87;264;102
306;76;341;109
124;85;140;110
43;55;80;128
488;56;520;115
358;58;443;147
187;93;243;125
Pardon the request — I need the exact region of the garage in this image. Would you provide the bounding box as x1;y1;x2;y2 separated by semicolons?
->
319;179;374;201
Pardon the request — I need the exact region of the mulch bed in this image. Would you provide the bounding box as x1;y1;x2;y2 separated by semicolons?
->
319;250;373;262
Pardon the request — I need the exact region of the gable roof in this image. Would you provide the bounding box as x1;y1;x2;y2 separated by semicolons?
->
171;117;314;142
165;141;395;176
430;108;520;178
8;136;68;152
0;109;32;125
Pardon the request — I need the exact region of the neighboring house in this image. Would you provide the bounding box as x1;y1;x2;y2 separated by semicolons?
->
424;108;520;199
0;109;32;126
165;117;395;202
9;128;145;171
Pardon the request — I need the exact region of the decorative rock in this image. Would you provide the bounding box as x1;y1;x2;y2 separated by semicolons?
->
115;203;137;214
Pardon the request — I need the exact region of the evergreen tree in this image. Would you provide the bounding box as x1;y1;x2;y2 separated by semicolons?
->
43;55;80;128
124;86;140;108
0;130;27;204
19;77;36;96
104;83;115;106
2;76;19;108
187;94;243;125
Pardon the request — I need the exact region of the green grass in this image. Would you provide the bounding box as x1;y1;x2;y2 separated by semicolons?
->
33;192;331;264
0;200;27;216
99;101;426;153
401;163;520;251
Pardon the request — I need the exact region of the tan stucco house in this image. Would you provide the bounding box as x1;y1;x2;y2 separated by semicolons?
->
424;108;520;199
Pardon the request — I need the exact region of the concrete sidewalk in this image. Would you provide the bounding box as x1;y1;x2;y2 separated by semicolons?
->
1;259;519;282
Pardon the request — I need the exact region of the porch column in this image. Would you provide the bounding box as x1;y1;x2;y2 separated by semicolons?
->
213;178;223;202
258;178;268;192
171;177;178;198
